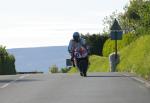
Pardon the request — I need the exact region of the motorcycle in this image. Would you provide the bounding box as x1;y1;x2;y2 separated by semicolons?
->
72;46;89;77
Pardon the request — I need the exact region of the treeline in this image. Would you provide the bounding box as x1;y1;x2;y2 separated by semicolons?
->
0;46;16;75
81;34;108;56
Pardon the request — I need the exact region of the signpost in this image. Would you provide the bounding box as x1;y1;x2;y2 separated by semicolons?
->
110;19;123;59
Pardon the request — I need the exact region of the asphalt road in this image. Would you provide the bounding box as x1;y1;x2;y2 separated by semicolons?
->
0;72;150;103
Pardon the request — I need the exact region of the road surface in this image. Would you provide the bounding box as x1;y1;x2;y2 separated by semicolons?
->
0;72;150;103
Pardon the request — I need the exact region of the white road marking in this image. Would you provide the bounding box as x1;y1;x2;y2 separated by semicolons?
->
0;83;10;89
0;74;30;89
19;74;30;79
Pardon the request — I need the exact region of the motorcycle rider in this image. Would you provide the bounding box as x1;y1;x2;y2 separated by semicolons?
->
68;32;89;77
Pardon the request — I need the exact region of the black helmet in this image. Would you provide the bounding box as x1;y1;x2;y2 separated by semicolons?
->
73;32;80;42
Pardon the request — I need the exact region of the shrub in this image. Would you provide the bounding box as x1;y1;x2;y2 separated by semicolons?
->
61;67;70;73
49;65;59;73
0;46;16;75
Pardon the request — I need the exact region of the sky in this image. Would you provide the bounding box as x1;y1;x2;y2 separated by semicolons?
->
0;0;129;49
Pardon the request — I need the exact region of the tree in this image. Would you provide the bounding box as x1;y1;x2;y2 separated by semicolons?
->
0;45;16;75
121;0;150;34
103;11;119;33
81;34;108;56
103;0;150;34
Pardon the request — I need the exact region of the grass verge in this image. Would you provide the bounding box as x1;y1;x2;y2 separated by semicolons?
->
69;55;109;73
117;35;150;80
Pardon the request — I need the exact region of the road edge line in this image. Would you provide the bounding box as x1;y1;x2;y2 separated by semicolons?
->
122;73;150;88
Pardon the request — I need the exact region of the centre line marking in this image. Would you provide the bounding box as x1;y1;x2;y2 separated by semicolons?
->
0;74;30;89
0;83;10;89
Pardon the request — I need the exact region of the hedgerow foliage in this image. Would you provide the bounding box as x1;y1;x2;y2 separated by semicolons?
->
0;46;16;75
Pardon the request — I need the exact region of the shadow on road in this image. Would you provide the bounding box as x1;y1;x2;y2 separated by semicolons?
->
0;80;13;83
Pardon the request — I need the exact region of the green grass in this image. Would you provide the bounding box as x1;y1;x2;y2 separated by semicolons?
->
88;55;109;72
69;55;109;73
117;35;150;80
69;67;78;73
103;33;137;57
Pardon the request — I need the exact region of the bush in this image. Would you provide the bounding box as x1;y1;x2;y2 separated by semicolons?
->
61;68;70;73
68;67;78;73
0;46;16;75
49;65;59;73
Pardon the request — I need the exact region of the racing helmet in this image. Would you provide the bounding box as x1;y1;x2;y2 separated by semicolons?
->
73;32;80;42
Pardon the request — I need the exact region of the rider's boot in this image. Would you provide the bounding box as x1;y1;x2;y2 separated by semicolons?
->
80;72;83;76
83;72;87;77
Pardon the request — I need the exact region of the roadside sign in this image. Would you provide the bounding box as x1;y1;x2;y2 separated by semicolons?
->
110;31;123;40
110;19;123;60
110;19;122;31
110;19;123;40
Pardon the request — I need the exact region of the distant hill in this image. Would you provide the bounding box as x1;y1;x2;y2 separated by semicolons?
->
7;46;70;73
